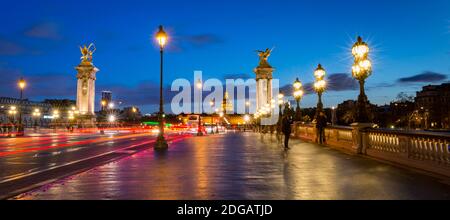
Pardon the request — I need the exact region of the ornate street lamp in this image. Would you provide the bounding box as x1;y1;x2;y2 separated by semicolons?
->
52;109;60;130
155;25;168;150
313;64;327;119
8;106;17;124
293;78;304;121
277;93;284;117
196;79;203;136
351;36;372;123
17;78;26;133
18;78;26;99
101;100;107;111
32;108;41;130
209;99;215;134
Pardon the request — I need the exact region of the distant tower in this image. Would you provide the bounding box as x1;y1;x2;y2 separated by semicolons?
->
221;92;233;115
101;91;112;111
76;44;98;127
254;48;274;113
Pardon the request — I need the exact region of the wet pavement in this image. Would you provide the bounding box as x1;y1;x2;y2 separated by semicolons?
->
17;132;450;200
0;131;154;182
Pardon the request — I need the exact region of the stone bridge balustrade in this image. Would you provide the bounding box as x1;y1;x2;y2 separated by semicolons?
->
292;123;450;177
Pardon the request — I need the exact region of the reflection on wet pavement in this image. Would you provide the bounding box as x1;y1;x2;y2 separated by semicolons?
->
18;132;450;200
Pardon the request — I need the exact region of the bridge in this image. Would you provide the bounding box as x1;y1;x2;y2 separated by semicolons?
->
12;128;450;200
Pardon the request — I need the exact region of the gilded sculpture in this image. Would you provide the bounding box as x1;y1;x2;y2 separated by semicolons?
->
80;43;96;63
256;48;273;67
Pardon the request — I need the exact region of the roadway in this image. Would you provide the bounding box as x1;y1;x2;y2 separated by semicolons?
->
0;129;191;199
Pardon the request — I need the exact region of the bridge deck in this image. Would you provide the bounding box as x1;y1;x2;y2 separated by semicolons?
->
16;132;450;200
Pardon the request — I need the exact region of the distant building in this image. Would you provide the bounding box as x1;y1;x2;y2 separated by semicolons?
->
0;97;52;127
221;92;234;114
336;100;356;125
414;83;450;129
373;101;415;128
121;106;142;123
336;99;377;126
101;91;112;111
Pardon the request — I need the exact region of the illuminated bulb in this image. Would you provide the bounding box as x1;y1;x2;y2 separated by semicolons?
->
359;59;372;71
155;25;168;48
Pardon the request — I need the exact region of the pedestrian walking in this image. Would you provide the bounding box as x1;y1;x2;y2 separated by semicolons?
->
316;112;327;144
281;115;292;149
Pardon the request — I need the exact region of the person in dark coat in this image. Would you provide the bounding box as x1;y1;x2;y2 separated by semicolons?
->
316;112;327;144
281;115;292;149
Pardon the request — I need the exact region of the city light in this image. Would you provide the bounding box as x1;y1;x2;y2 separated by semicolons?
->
18;78;26;90
155;25;168;48
8;106;17;115
196;79;203;89
108;115;116;123
53;110;60;119
244;114;250;122
32;108;41;117
278;97;284;105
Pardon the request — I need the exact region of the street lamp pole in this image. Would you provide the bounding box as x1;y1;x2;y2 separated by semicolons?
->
155;25;168;150
210;100;215;134
352;36;372;123
17;78;26;134
196;79;203;136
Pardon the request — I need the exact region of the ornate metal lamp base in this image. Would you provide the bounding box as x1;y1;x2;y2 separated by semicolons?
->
154;135;168;150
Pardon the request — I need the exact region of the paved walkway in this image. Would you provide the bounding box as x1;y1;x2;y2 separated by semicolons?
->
17;132;450;200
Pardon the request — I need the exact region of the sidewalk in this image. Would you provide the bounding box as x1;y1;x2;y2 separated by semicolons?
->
16;132;450;200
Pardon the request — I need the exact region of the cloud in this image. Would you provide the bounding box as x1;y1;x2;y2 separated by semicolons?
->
99;81;175;106
366;82;396;90
0;67;75;98
327;73;358;91
0;37;25;55
24;22;62;40
170;34;223;52
280;73;357;96
183;34;223;47
223;73;252;79
397;71;448;83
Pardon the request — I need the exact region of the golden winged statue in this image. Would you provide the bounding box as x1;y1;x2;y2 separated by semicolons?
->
80;43;96;63
256;48;274;67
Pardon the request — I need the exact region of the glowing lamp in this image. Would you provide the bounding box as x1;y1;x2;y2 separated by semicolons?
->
155;25;168;48
18;78;26;90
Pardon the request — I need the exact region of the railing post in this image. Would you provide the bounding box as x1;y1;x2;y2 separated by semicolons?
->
333;128;339;142
398;134;410;159
351;123;374;154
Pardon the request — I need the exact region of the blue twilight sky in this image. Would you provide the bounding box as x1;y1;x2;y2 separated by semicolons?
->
0;0;449;113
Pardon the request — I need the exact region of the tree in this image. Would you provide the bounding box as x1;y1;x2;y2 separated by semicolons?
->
396;92;414;103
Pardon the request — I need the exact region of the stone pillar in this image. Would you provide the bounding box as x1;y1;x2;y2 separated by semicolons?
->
351;123;374;154
254;66;274;111
76;61;98;128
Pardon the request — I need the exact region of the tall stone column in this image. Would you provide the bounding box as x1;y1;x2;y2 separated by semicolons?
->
76;44;98;128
